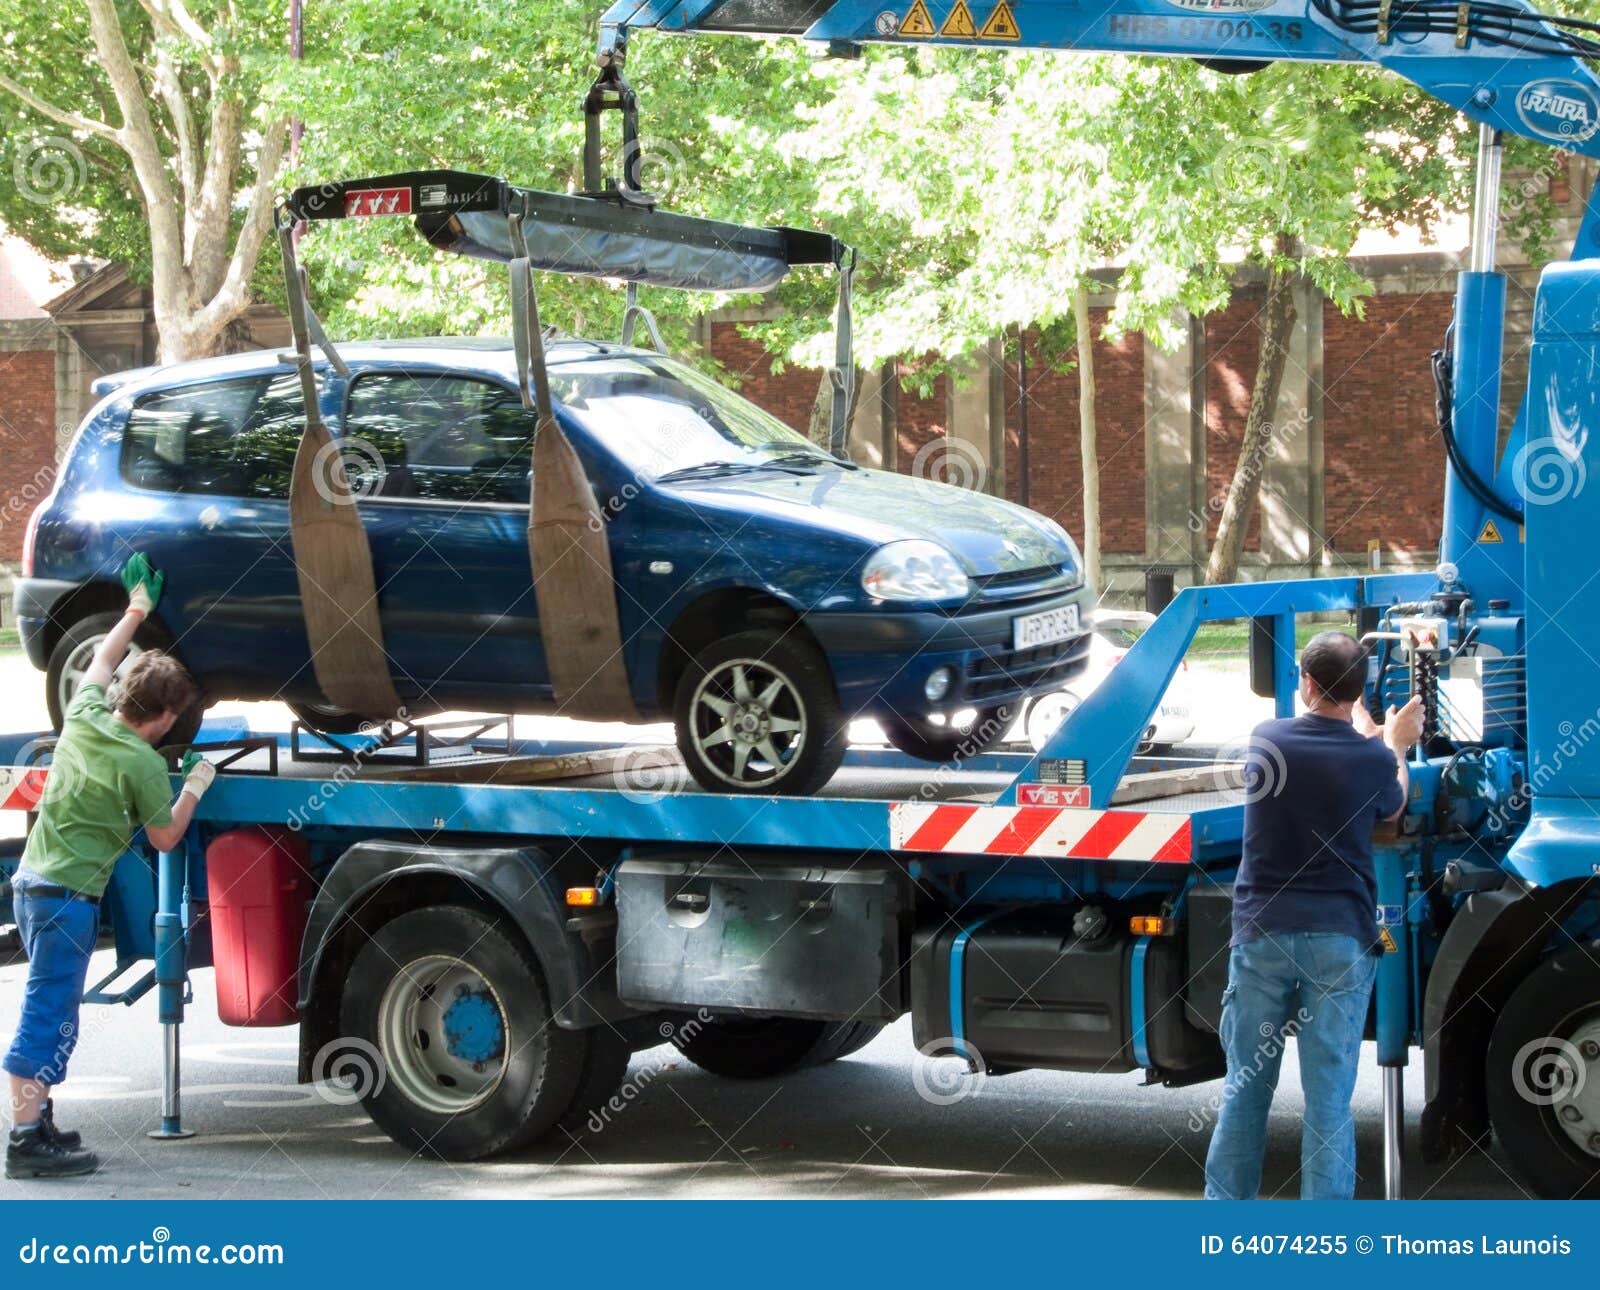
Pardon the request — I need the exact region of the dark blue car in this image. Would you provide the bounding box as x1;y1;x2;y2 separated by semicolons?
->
19;339;1092;794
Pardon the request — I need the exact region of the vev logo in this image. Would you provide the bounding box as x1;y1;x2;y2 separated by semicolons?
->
1515;79;1600;143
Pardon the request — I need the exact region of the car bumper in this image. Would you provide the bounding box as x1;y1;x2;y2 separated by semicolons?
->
805;584;1095;717
14;577;75;671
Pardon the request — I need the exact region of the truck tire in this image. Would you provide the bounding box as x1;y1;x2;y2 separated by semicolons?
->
880;705;1014;763
339;905;585;1161
47;613;204;747
671;1016;884;1079
674;629;847;796
558;1027;635;1136
1485;945;1600;1198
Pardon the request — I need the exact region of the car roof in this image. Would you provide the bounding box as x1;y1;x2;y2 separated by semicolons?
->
90;336;645;402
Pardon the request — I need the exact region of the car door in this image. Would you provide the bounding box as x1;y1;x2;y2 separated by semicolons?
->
115;369;316;699
341;369;546;712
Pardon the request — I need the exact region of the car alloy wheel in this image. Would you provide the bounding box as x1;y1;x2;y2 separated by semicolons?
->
689;657;808;789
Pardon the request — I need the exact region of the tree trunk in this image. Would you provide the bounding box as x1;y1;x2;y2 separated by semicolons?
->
1204;242;1298;585
807;365;858;453
1073;282;1101;594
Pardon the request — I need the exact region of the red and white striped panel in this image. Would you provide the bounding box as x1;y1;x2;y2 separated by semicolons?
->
0;767;47;812
889;802;1191;863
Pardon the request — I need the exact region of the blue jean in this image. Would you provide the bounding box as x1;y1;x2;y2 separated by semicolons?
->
1203;931;1378;1200
3;884;98;1086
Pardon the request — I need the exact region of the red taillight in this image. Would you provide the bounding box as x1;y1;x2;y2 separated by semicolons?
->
20;502;42;578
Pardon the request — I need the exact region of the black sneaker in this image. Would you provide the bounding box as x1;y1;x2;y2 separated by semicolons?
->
5;1125;99;1179
38;1100;82;1150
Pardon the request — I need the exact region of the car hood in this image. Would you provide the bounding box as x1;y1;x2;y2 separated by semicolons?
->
663;465;1076;577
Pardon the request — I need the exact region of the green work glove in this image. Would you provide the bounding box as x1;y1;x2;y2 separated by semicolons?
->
120;552;165;616
180;752;215;800
180;751;204;778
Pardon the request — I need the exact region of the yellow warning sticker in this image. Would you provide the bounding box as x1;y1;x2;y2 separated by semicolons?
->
1379;928;1399;954
940;0;978;37
979;0;1022;39
900;0;937;35
1479;519;1504;544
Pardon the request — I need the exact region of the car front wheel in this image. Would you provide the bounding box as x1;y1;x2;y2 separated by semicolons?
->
46;612;204;747
880;704;1014;763
673;629;847;795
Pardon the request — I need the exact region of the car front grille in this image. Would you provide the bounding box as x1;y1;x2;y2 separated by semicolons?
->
970;563;1080;602
965;631;1092;702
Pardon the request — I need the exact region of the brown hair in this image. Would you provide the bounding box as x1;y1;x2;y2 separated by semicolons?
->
116;650;199;725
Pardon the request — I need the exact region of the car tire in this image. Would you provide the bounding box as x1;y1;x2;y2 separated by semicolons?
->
881;705;1014;763
674;629;847;796
287;701;373;734
1484;945;1600;1198
46;612;204;747
670;1015;884;1079
339;905;586;1161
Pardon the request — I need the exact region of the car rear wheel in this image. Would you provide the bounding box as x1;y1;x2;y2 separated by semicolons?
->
674;629;847;796
46;612;204;747
881;705;1013;763
287;701;373;734
1023;690;1081;752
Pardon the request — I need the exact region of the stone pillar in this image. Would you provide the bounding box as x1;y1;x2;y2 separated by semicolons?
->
946;346;998;495
1259;278;1323;573
847;364;889;470
1143;312;1206;578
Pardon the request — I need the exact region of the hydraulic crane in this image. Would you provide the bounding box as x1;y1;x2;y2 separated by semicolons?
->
601;0;1600;1195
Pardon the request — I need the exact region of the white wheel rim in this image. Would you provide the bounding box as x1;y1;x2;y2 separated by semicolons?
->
61;634;143;717
377;955;509;1116
1026;692;1078;752
1548;1013;1600;1159
689;656;807;788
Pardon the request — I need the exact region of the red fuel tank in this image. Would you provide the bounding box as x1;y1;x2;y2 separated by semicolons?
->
206;829;313;1027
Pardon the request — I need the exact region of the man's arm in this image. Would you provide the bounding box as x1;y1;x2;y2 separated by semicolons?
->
84;553;166;690
1378;696;1425;821
144;758;215;853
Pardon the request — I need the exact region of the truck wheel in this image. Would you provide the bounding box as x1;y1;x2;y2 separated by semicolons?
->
340;906;585;1161
558;1027;635;1135
880;705;1014;763
47;613;204;746
674;629;847;796
1485;945;1600;1198
671;1016;884;1079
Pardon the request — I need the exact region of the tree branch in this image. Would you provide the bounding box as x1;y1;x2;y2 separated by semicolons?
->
0;69;118;140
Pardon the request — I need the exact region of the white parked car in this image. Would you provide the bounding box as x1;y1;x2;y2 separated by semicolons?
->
1014;609;1195;753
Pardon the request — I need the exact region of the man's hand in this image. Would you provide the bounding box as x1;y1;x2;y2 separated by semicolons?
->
1383;696;1426;753
180;754;215;801
121;552;165;619
1351;701;1380;739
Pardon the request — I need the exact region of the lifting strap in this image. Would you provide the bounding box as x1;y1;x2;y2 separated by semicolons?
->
620;281;669;354
276;212;404;720
509;207;639;721
828;247;857;458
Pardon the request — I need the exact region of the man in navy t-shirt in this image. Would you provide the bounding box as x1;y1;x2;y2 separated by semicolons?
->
1203;630;1422;1200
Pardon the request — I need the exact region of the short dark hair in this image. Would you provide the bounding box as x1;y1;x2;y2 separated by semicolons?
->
1299;630;1369;704
116;650;199;724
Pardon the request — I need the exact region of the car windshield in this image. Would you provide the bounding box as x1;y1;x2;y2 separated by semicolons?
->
550;354;830;479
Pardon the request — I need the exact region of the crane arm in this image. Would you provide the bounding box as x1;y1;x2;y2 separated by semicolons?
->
600;0;1600;159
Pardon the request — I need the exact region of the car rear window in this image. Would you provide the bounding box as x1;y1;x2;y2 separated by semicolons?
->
344;372;533;505
121;373;306;498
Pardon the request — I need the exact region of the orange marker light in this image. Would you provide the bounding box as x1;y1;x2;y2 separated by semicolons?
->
566;887;602;908
1129;916;1176;937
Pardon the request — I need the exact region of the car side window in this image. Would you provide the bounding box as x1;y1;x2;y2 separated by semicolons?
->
344;372;533;506
121;373;307;499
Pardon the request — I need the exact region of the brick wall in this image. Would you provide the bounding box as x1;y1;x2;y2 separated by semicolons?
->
707;322;821;433
1002;317;1146;553
1322;291;1453;555
892;358;948;472
0;348;57;563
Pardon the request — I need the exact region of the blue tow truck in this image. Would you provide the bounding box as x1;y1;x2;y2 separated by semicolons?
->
5;0;1600;1198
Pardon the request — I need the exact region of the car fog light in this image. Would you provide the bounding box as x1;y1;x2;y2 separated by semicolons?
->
924;667;954;702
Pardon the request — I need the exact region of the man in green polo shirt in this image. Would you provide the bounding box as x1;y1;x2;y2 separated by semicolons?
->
6;554;216;1179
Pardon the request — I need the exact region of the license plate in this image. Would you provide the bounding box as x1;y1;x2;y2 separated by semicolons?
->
1013;603;1080;650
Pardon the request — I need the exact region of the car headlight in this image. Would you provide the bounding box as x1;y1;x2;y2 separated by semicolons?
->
861;540;971;603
